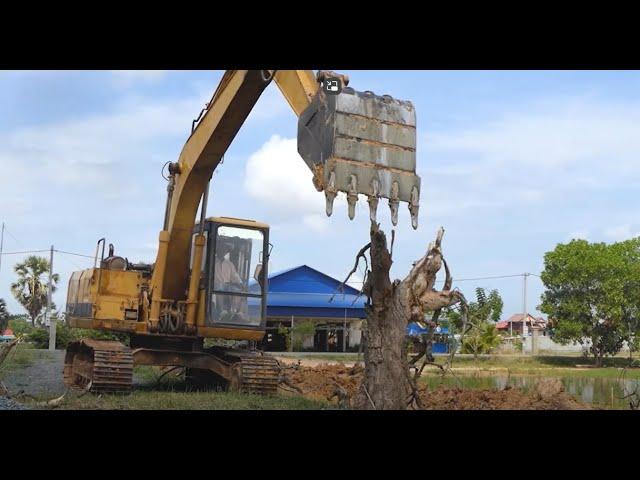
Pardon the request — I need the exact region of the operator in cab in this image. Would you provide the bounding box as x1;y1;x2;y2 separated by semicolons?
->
214;240;243;289
212;238;249;323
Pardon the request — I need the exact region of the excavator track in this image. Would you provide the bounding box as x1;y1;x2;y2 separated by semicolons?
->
228;354;280;395
64;339;133;394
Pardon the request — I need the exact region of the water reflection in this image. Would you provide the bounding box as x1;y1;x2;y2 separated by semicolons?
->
423;374;639;409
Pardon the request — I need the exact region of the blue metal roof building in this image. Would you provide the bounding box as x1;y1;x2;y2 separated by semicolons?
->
256;265;366;352
407;322;451;354
258;265;366;319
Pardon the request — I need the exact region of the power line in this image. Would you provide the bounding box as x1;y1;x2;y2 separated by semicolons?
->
445;273;535;282
54;252;86;271
54;249;94;259
0;249;51;256
343;273;541;284
0;248;93;258
3;227;23;247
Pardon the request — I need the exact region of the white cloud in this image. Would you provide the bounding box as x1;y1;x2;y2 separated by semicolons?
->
567;230;590;241
0;94;203;195
243;135;349;232
428;97;640;169
244;135;320;213
426;97;640;189
109;70;167;87
604;224;639;241
417;96;640;240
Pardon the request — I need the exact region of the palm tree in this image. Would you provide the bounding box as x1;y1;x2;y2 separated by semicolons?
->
0;298;9;333
10;256;59;326
456;288;505;358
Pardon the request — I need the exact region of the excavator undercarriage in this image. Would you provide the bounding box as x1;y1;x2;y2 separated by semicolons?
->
63;337;281;395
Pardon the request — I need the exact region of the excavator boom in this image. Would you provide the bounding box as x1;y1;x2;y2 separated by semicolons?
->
155;69;420;306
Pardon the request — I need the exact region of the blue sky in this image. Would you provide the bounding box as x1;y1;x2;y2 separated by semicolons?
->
1;70;639;319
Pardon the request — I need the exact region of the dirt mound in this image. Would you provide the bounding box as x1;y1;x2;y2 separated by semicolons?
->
419;384;588;410
284;363;362;401
281;363;590;410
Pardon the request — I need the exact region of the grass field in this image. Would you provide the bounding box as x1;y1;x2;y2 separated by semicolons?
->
424;355;640;379
1;344;331;410
276;352;640;379
40;389;331;410
1;344;43;373
4;344;639;409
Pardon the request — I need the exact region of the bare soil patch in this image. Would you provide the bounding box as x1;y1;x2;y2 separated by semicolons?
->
282;363;591;410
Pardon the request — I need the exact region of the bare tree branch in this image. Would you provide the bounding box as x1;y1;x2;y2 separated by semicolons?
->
330;242;371;303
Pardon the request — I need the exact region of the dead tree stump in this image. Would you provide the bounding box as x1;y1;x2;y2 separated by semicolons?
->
353;222;465;410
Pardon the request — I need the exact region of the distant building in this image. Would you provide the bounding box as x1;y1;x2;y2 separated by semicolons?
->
496;313;547;335
407;322;451;354
0;328;16;342
255;265;366;353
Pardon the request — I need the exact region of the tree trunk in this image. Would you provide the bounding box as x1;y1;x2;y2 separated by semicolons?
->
353;222;465;410
595;350;603;368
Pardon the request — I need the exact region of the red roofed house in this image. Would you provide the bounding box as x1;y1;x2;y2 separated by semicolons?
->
1;328;16;342
496;314;546;335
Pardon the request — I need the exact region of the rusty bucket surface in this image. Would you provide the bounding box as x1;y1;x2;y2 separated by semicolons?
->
298;86;420;228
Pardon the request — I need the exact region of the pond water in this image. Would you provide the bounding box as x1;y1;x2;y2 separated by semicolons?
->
423;373;640;410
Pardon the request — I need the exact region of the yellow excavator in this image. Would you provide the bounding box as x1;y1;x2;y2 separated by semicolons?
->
63;70;421;394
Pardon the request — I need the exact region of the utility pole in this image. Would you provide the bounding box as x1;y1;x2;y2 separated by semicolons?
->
290;316;294;352
0;222;4;273
343;308;347;353
47;245;56;351
522;272;528;354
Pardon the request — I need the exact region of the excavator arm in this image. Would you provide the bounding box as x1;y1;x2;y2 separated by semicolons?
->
150;69;421;325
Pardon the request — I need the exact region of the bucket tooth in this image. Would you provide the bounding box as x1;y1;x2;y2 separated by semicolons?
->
389;182;400;226
325;191;336;217
367;178;380;222
347;174;358;220
368;196;379;222
390;201;399;226
409;186;420;230
325;171;337;217
410;210;419;230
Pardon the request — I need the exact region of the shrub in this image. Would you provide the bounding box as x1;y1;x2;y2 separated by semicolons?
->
8;317;35;337
26;327;51;349
27;322;129;349
291;320;315;351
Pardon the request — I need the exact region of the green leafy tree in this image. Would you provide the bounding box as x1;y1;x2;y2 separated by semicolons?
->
447;288;504;358
616;239;640;363
461;322;503;356
8;315;34;337
10;256;59;326
277;324;291;351
540;238;640;367
0;299;9;333
292;320;316;351
277;321;318;351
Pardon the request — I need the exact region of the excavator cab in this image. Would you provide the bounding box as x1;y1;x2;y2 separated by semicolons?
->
194;216;270;331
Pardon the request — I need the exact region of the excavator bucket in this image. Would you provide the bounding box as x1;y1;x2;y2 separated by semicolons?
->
297;85;421;228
